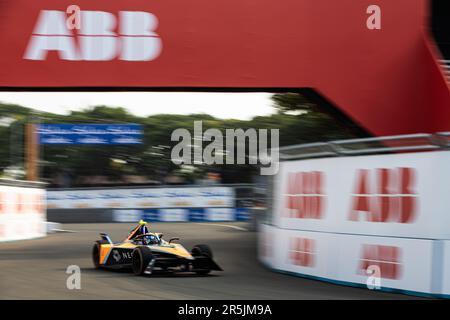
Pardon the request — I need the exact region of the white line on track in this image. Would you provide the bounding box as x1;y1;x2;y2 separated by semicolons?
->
51;228;79;233
195;223;248;231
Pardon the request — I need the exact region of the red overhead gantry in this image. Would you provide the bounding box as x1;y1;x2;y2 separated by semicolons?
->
0;0;449;136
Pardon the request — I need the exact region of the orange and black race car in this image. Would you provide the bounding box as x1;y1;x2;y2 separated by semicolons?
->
92;220;222;276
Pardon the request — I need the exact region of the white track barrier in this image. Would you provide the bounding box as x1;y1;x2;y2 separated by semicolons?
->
0;183;46;241
47;186;234;209
260;151;450;297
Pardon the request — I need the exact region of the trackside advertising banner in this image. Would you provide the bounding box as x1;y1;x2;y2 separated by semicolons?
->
47;187;234;209
273;151;450;239
37;124;143;145
0;185;46;241
259;225;445;296
262;150;450;297
113;208;250;222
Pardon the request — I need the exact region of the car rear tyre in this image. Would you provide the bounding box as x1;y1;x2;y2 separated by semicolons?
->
191;244;213;275
132;246;154;276
92;240;108;269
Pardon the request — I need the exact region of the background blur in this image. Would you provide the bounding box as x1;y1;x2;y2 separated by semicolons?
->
0;92;362;187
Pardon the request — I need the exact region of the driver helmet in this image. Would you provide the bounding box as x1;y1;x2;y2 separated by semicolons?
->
142;234;160;245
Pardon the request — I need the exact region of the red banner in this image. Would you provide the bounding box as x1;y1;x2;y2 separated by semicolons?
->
0;0;449;136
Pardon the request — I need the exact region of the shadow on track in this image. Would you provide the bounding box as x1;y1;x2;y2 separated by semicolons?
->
81;267;220;278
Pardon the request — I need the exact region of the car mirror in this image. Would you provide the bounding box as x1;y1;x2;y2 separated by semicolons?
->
169;237;180;243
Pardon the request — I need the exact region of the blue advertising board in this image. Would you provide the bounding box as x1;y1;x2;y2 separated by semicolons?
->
37;124;143;145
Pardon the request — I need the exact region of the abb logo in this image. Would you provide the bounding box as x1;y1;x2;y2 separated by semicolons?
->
16;194;45;214
358;245;402;280
288;237;315;267
0;192;45;214
349;168;416;223
285;171;325;219
24;10;162;61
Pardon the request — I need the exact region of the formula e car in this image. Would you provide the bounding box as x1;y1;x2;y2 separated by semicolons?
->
92;222;223;276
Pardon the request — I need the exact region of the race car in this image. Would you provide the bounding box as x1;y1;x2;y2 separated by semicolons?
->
92;221;223;276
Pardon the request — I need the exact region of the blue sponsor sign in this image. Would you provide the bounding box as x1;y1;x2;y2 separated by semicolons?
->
134;208;250;223
37;124;143;145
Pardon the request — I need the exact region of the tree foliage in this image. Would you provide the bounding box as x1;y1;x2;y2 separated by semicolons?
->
0;93;361;185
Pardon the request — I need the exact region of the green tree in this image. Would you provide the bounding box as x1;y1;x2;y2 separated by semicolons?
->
0;95;366;185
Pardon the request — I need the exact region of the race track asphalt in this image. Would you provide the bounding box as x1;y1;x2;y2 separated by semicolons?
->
0;222;420;299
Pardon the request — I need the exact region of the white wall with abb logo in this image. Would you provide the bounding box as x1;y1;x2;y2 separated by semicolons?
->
273;151;450;239
0;184;46;241
262;150;450;297
259;225;445;295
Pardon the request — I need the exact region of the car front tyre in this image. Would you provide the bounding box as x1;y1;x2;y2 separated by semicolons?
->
191;244;213;275
132;246;153;276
